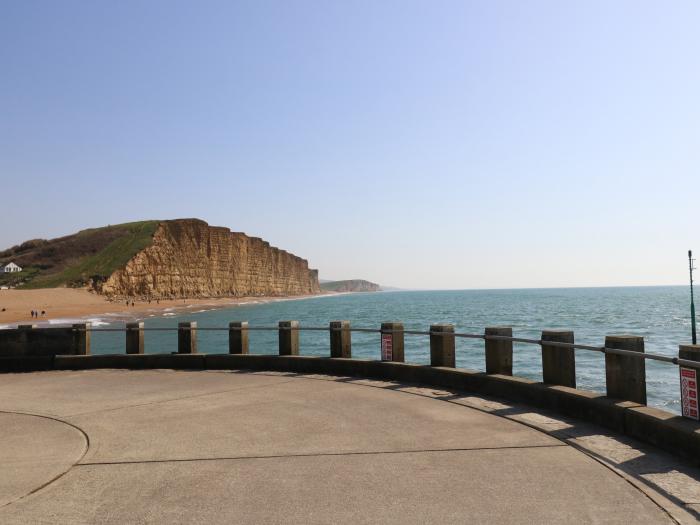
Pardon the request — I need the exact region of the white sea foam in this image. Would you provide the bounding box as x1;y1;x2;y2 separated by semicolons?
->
47;318;83;325
86;318;111;327
44;317;112;326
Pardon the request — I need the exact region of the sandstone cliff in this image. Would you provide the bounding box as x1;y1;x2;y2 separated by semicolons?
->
99;219;320;298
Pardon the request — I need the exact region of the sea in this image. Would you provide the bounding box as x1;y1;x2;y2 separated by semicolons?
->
81;286;693;414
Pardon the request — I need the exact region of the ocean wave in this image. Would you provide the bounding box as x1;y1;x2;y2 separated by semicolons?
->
44;317;112;327
85;318;111;327
47;318;84;325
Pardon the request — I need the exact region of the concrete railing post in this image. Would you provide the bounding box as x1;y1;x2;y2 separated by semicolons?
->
605;335;646;404
380;322;404;362
330;320;351;358
229;321;249;354
72;323;91;355
680;345;700;367
541;330;576;388
178;321;197;354
485;327;512;375
279;321;299;356
430;324;455;367
17;325;35;352
126;321;144;355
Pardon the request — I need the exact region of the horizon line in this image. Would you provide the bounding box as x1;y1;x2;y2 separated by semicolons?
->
378;283;688;292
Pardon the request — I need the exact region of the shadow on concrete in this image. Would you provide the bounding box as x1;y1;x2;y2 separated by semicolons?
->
263;371;700;521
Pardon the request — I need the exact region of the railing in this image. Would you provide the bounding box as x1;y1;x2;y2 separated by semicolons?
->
76;323;700;366
3;319;700;413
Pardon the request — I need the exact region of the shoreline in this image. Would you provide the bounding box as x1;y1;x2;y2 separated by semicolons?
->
0;288;338;328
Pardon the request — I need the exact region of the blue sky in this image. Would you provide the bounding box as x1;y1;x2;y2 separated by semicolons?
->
2;1;699;289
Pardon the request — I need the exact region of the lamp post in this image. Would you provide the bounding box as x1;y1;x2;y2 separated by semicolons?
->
690;250;697;345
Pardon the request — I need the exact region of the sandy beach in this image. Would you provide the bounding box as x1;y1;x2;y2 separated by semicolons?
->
0;288;331;327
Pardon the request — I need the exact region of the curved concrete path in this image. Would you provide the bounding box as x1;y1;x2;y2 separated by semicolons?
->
0;412;87;507
0;370;674;524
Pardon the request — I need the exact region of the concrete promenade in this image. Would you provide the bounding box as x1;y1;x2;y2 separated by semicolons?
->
0;370;697;524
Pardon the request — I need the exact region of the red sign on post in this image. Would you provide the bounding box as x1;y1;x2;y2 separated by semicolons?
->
381;333;393;361
680;367;699;420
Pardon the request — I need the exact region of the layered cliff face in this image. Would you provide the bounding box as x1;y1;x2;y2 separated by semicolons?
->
99;219;320;298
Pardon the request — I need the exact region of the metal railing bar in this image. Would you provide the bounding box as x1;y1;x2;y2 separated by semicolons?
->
454;333;486;340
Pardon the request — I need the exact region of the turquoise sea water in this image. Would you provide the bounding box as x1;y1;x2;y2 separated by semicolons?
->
88;286;694;414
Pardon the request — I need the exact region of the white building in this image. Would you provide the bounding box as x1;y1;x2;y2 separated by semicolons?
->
0;262;22;273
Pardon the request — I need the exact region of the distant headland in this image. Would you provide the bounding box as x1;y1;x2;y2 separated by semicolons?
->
320;279;381;293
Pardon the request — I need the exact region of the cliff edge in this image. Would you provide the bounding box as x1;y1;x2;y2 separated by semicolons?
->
99;219;320;298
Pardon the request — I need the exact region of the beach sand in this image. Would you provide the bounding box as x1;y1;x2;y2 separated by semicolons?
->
0;288;329;327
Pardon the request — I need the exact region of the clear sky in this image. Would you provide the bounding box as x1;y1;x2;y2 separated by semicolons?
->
2;1;699;289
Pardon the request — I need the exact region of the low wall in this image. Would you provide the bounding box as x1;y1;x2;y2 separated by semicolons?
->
2;351;699;466
0;324;90;357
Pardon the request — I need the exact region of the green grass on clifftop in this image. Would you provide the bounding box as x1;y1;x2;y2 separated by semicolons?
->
0;221;159;289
